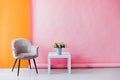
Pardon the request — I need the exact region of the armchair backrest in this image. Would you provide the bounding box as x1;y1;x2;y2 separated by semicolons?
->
12;38;32;53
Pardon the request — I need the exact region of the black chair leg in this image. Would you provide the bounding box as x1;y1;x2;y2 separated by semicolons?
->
11;59;17;72
28;60;31;69
33;58;38;74
17;59;21;76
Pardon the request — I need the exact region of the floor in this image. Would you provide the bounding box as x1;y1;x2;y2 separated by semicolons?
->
0;68;120;80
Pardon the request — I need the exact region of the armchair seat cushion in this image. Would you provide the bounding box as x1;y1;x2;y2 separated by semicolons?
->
16;53;37;59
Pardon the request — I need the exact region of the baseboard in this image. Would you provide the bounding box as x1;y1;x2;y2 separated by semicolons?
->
31;63;120;69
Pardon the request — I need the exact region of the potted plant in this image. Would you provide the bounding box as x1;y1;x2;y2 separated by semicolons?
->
53;42;66;55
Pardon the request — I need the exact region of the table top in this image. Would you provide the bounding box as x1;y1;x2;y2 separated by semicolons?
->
48;52;71;58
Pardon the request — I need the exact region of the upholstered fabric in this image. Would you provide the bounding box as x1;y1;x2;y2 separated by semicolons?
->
12;38;38;59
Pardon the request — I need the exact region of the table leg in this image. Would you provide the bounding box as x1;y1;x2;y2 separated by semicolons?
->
68;56;71;74
48;57;51;74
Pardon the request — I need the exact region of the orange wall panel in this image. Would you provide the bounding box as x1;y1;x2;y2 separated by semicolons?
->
0;0;30;68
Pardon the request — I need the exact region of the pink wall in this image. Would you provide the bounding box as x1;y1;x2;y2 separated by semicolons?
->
31;0;120;68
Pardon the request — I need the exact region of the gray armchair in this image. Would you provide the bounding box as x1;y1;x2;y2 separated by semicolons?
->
11;38;39;76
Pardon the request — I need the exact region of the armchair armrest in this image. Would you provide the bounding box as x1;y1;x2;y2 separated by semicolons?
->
12;47;18;58
29;45;39;56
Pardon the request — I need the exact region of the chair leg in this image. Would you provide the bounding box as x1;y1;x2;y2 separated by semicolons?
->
17;59;21;76
33;58;38;74
28;60;31;69
11;59;17;72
